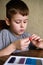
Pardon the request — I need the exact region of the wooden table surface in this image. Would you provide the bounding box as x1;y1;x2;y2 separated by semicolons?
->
0;50;43;65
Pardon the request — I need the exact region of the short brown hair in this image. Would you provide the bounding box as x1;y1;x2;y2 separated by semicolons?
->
6;0;29;20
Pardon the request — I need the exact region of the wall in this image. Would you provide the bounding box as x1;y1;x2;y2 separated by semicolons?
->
0;0;43;38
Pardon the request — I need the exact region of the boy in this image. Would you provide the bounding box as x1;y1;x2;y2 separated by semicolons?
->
0;0;43;57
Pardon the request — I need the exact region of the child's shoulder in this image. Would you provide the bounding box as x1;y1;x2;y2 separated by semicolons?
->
0;29;11;36
0;29;9;33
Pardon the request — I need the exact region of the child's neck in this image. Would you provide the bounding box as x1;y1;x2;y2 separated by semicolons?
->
13;32;21;37
9;29;21;37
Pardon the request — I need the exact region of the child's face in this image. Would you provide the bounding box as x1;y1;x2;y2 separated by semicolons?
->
9;13;28;36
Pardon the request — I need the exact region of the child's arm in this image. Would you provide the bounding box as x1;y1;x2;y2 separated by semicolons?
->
0;43;16;57
0;37;30;57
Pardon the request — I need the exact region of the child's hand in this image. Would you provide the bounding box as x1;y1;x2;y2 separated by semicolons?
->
30;34;43;49
13;38;30;51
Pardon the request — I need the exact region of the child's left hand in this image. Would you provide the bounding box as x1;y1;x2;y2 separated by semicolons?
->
29;34;43;49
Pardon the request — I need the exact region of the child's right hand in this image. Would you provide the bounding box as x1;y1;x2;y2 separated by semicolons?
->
13;38;30;51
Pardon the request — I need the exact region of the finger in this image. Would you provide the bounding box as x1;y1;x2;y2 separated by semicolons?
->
21;46;28;50
29;34;36;40
34;36;40;40
32;34;36;36
29;36;32;41
31;34;40;41
32;36;37;40
39;39;43;42
21;41;30;46
25;41;30;45
21;41;30;48
21;46;28;48
23;37;30;42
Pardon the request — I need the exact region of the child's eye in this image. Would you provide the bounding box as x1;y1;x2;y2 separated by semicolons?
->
24;20;28;23
15;21;20;24
24;22;27;23
24;21;27;23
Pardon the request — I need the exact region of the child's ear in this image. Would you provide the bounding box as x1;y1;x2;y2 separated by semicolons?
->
5;18;10;26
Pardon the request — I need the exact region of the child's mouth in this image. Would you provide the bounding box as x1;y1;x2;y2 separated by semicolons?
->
19;29;25;33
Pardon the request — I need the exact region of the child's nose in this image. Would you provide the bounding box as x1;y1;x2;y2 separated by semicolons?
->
20;22;24;28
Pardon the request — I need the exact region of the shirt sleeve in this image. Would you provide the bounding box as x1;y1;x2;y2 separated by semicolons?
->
0;30;4;50
0;29;10;50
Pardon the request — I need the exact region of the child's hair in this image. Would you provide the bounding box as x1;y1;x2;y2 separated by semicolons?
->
6;0;29;20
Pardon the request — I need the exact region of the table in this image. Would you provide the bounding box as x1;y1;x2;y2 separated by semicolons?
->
0;50;43;65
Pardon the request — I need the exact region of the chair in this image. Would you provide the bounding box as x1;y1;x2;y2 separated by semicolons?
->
0;20;9;30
